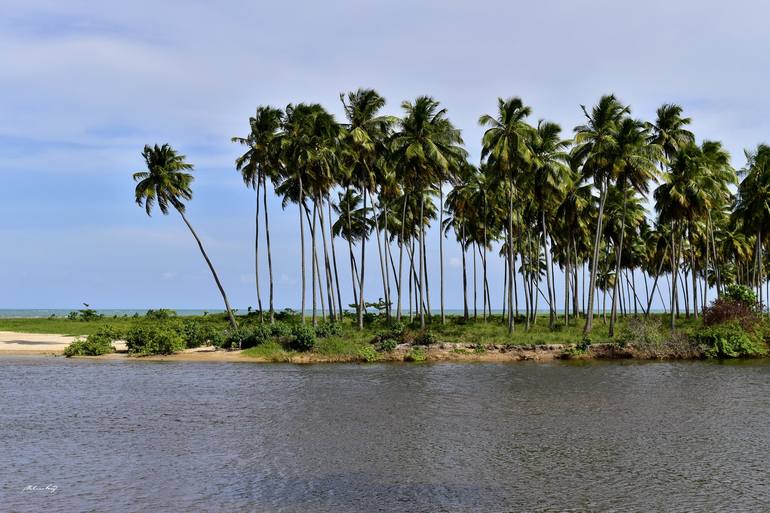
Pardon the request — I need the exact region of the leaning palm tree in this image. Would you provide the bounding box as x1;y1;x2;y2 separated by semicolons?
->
133;144;238;329
232;105;283;323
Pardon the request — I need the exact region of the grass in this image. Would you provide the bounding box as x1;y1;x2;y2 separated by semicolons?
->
0;312;705;356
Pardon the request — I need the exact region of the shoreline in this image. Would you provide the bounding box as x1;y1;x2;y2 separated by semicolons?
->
0;331;651;362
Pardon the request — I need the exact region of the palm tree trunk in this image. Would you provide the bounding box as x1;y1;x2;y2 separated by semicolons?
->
344;187;359;309
311;202;319;326
584;177;608;334
254;177;263;321
463;242;479;321
262;175;275;324
423;233;432;322
462;227;468;321
396;194;408;321
317;196;336;321
328;200;343;317
358;182;367;329
299;177;307;324
541;211;556;330
419;195;426;329
670;223;677;330
507;188;515;333
176;208;237;329
609;187;628;337
439;184;445;324
369;190;389;320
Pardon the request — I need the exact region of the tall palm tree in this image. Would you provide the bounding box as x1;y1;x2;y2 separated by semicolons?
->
392;96;466;328
133;144;238;329
232;105;283;323
339;89;395;328
526;120;571;329
606;117;661;336
479;97;535;333
279;103;341;324
571;94;629;334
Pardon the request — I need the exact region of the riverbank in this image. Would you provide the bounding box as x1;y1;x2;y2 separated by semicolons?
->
0;330;660;362
0;310;759;362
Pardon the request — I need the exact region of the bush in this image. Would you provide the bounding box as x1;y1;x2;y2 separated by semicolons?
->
290;324;317;351
270;322;292;338
357;345;379;362
404;346;427;362
125;325;186;355
180;319;220;348
695;321;767;358
220;325;272;350
314;322;342;338
387;321;406;338
67;308;103;322
724;284;758;306
64;333;114;357
145;308;177;320
703;298;760;329
414;330;436;346
619;318;663;350
377;337;399;353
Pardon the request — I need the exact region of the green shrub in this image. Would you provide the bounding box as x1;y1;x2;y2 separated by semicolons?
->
377;337;399;353
357;345;379;362
414;330;436;346
724;284;758;306
270;322;292;338
180;319;221;348
126;325;186;355
695;321;767;358
145;308;177;320
473;343;486;354
67;308;103;322
314;322;342;338
220;325;272;350
387;321;405;338
404;346;427;362
64;334;114;357
290;324;317;351
619;318;663;352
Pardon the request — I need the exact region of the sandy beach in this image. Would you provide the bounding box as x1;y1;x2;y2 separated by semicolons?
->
0;331;127;354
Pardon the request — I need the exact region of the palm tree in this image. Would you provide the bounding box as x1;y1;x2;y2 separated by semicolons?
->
339;89;395;328
133;144;238;329
526;120;571;329
392;96;466;328
479;97;535;333
606;117;661;336
279;103;341;324
572;94;629;334
232;105;283;323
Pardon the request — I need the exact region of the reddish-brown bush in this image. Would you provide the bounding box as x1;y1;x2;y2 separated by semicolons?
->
702;298;760;329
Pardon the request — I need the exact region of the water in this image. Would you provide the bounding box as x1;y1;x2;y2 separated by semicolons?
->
2;359;769;513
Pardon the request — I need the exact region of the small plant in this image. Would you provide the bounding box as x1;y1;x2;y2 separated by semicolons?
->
404;346;427;362
145;308;177;320
473;343;486;354
64;331;115;357
290;324;317;351
618;318;663;354
387;321;406;338
577;335;592;352
314;322;342;338
414;330;436;346
67;304;103;322
357;345;379;362
377;337;399;353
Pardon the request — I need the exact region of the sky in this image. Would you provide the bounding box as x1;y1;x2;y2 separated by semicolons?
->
1;0;769;310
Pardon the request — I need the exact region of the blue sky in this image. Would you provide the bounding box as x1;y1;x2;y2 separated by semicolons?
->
2;0;769;309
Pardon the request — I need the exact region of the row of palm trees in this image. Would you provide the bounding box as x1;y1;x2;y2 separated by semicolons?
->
134;89;770;336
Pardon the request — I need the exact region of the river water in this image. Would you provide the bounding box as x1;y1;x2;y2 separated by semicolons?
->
1;358;769;513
